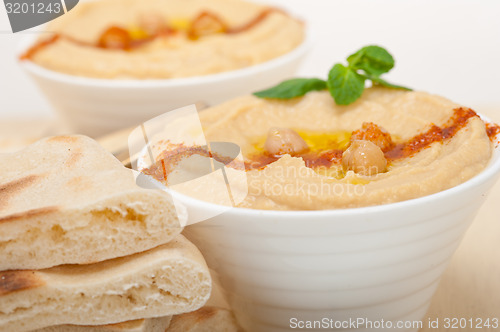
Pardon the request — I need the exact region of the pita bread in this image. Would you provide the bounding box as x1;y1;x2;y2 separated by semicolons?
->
166;269;241;332
35;316;172;332
0;235;211;332
167;306;241;332
35;269;241;332
0;135;185;270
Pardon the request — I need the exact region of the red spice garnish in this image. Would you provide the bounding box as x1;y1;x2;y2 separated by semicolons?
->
142;144;245;184
143;109;490;180
187;11;228;40
19;34;60;60
486;123;500;143
97;25;174;50
20;9;283;61
20;26;174;60
350;122;394;151
384;107;477;159
302;150;344;169
247;107;482;169
245;154;279;170
143;145;211;183
227;8;281;34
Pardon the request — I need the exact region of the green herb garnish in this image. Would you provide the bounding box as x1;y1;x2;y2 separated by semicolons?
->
327;63;365;105
253;45;411;105
253;78;327;99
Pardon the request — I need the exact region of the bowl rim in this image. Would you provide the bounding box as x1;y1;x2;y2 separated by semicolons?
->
160;114;500;218
17;27;313;88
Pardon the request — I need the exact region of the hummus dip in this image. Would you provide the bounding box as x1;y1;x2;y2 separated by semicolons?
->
144;88;498;210
22;0;304;79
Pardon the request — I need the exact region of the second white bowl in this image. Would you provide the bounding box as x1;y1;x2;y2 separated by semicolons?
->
19;33;311;137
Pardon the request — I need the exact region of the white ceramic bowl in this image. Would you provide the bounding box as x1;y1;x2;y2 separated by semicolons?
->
169;132;500;331
18;33;311;138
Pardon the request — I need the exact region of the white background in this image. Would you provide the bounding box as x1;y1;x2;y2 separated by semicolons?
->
1;0;499;119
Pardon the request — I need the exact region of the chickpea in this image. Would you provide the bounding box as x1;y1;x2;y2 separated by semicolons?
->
188;12;227;39
264;127;309;156
351;122;393;151
342;140;387;176
139;14;168;35
97;26;132;49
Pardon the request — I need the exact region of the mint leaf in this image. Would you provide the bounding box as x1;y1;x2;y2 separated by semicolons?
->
253;45;411;106
253;78;327;99
347;45;394;77
363;74;412;91
327;64;366;105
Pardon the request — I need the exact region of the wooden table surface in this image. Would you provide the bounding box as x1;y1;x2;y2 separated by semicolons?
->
1;113;499;331
421;180;500;331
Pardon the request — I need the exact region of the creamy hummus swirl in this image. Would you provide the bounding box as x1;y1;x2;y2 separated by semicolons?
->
25;0;304;79
192;88;494;210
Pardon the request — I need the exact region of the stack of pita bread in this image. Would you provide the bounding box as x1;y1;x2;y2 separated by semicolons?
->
0;135;213;332
33;269;242;332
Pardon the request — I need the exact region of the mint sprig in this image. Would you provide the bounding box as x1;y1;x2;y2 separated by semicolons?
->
253;45;411;105
347;45;394;77
327;64;365;105
253;78;327;99
361;73;412;91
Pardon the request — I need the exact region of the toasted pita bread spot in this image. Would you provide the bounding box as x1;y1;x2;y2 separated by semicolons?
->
65;150;83;167
0;175;42;210
0;270;45;296
47;136;79;144
0;206;59;224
